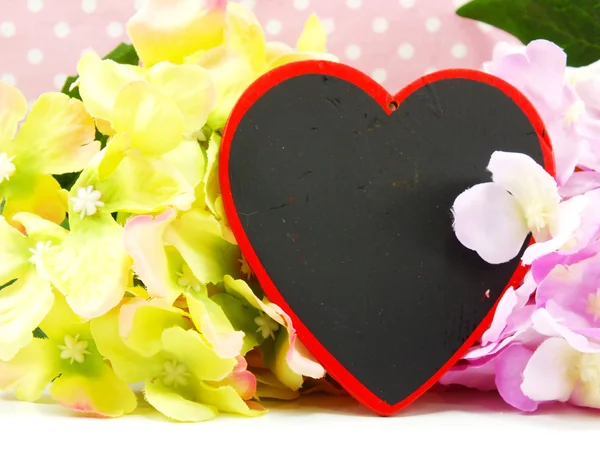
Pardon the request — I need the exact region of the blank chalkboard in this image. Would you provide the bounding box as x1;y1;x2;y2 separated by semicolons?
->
220;62;550;414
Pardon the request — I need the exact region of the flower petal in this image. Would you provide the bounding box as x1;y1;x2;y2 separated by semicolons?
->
12;93;97;174
146;63;216;135
90;301;165;383
195;381;264;417
186;289;244;359
145;381;218;422
12;212;67;244
127;0;226;67
296;14;327;53
161;138;206;190
560;170;600;199
39;216;132;319
3;174;67;229
481;287;519;345
521;195;588;265
164;209;241;285
438;358;497;391
0;216;30;285
77;51;143;123
521;337;578;402
532;308;600;352
452;182;528;264
225;2;266;73
0;270;54;361
202;133;221;216
162;327;236;381
76;151;195;214
220;356;257;400
122;301;190;358
495;344;538;412
0;338;61;402
123;209;181;302
50;363;137;418
112;81;184;155
210;292;262;354
223;276;325;379
0;81;27;148
487;151;560;209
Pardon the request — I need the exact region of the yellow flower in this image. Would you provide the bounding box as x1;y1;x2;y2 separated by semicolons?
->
0;82;99;229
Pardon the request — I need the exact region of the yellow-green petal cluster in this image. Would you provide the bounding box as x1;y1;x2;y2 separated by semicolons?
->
0;0;336;422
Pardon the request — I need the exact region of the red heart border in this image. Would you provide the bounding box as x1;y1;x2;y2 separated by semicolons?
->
219;60;555;416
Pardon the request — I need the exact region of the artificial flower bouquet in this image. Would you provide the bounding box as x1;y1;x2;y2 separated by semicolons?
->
1;0;600;421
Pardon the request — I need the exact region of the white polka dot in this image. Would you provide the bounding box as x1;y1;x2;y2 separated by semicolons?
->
453;0;469;7
397;43;415;60
265;20;282;36
293;0;309;10
240;0;255;8
372;18;389;34
81;0;97;13
321;18;335;35
451;43;468;59
425;17;441;33
54;21;71;38
106;21;124;38
371;68;387;84
1;74;16;86
477;22;493;33
345;44;361;61
346;0;362;8
53;74;67;91
399;0;415;8
27;49;44;65
0;22;16;38
134;0;147;10
424;67;436;75
27;0;44;12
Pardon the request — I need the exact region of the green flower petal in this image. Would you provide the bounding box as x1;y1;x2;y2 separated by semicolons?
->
186;289;244;359
12;212;67;244
145;381;218;423
50;363;137;418
196;381;264;417
202;133;220;217
271;328;303;391
0;338;61;402
38;292;88;341
90;302;165;383
210;293;262;355
0;216;30;285
161;138;206;192
164;209;241;285
124;302;190;358
75;151;195;215
39;215;132;319
162;327;236;382
0;269;54;361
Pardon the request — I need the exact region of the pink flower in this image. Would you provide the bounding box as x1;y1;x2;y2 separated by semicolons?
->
484;40;598;185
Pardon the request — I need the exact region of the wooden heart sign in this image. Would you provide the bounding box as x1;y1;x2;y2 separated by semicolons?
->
219;61;554;416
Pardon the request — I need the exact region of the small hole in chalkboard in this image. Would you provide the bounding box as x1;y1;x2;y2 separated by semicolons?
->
388;101;399;111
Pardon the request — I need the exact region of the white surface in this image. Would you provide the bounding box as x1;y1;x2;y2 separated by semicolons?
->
2;389;600;449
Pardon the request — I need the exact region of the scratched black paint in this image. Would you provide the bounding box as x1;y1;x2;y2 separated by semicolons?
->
228;74;543;406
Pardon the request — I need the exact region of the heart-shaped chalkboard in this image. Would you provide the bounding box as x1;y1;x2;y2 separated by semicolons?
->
219;61;554;415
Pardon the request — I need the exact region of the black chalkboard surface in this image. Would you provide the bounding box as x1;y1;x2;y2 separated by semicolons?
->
219;61;553;415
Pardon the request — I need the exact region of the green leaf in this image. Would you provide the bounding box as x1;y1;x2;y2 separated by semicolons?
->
33;327;48;339
457;0;600;67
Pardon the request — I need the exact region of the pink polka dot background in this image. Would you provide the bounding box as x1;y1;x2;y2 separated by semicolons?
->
0;0;519;104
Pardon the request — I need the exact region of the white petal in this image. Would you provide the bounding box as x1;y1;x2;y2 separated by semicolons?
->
521;195;588;264
521;337;577;402
452;182;529;264
487;151;560;209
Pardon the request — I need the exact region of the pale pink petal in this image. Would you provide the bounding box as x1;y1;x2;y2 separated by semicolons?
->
531;308;600;352
522;195;588;264
481;287;519;345
452;182;528;264
521;337;577;402
438;359;497;391
223;356;257;401
559;171;600;198
123;209;180;303
495;344;538;412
